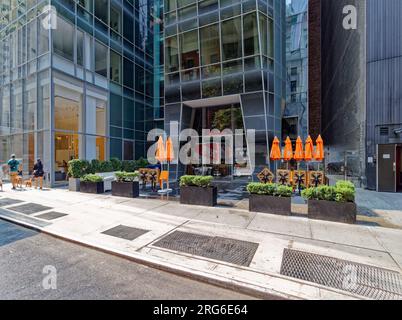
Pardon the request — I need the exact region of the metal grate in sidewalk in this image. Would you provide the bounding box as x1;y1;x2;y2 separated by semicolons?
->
280;248;402;300
102;225;149;241
8;203;53;215
0;198;24;207
153;231;259;267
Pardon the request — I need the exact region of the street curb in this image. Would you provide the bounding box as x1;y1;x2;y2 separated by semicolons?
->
0;213;289;300
0;212;363;300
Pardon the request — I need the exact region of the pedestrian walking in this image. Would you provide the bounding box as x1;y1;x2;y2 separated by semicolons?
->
7;154;20;190
33;158;44;190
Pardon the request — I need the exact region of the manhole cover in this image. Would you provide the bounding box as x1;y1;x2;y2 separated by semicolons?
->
280;248;402;300
153;231;259;267
0;198;24;207
36;211;68;220
8;203;53;215
102;225;149;241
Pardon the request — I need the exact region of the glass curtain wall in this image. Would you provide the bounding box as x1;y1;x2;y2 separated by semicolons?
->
0;1;51;180
50;0;156;165
164;0;276;102
164;0;285;177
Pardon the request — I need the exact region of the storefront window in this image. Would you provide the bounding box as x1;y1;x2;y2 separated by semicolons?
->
54;86;82;132
55;132;79;181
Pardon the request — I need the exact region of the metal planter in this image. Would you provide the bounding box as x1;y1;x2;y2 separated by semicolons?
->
249;194;292;215
111;181;140;198
307;199;357;224
180;186;218;207
80;181;104;194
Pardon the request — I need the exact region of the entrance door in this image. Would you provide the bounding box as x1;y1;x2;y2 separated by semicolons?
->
377;144;396;192
397;146;402;192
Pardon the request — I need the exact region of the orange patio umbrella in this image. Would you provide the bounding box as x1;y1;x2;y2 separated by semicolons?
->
304;135;314;161
163;136;174;191
270;137;281;161
166;137;174;162
283;137;293;161
314;135;325;161
294;136;304;162
155;136;166;163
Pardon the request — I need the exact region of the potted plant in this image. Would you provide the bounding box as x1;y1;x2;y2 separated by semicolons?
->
80;174;104;194
302;180;357;224
68;159;90;192
247;183;293;215
111;171;140;198
179;175;217;207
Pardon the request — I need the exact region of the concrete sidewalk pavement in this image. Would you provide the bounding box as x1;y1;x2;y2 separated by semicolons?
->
0;184;401;300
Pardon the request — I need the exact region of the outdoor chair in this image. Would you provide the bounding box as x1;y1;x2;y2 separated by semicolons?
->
308;171;325;187
277;169;291;185
147;169;159;191
257;168;275;184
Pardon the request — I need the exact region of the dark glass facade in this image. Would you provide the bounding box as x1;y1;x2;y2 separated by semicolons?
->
0;0;159;185
163;0;286;180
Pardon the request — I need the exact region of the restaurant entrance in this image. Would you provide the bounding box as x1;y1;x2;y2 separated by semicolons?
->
186;104;251;183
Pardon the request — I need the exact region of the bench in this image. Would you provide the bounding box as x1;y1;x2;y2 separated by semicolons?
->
96;172;117;192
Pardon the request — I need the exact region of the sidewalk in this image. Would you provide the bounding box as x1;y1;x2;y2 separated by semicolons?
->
0;184;401;300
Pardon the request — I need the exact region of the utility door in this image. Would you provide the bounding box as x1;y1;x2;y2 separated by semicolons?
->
377;144;396;193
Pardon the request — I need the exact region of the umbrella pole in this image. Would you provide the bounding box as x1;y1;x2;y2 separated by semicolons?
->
167;161;170;190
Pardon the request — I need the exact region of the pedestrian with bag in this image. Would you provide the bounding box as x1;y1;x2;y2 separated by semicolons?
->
33;158;44;190
7;154;20;190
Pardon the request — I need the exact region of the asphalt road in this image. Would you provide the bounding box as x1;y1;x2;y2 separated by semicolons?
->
0;219;256;300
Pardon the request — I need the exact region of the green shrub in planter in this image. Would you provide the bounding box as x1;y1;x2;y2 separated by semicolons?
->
180;175;216;206
335;180;355;191
302;181;357;224
180;175;213;188
99;160;114;173
121;160;136;172
247;183;293;215
115;171;139;182
135;157;149;169
68;159;91;178
110;158;122;171
90;159;101;173
302;183;356;203
275;185;293;197
81;174;104;183
247;183;292;197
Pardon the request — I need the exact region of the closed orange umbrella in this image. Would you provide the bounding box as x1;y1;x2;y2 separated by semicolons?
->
294;136;304;162
155;136;166;162
166;137;174;162
304;135;314;161
283;137;293;161
270;136;281;161
314;135;325;161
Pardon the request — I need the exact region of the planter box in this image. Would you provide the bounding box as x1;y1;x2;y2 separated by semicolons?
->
249;194;292;215
180;186;217;207
111;181;139;198
69;178;80;191
80;181;104;194
307;200;357;224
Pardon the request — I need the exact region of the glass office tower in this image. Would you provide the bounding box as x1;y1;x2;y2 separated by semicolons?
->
163;0;286;180
0;0;158;185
